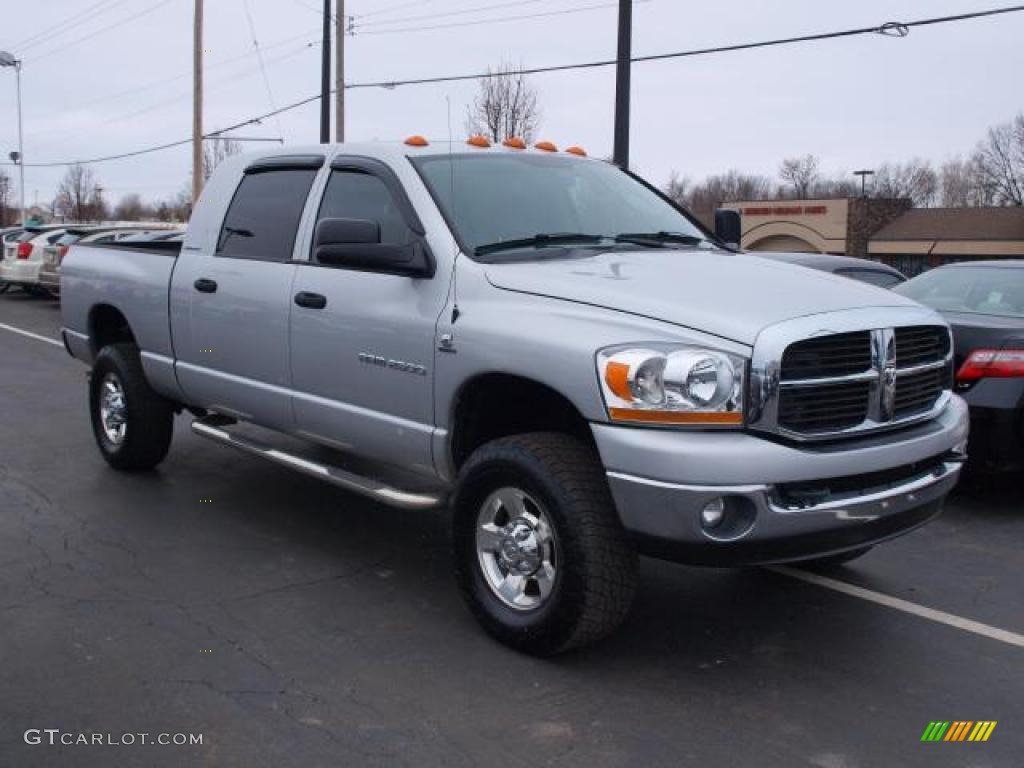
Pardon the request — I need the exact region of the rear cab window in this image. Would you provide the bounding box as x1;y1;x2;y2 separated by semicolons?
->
217;163;321;262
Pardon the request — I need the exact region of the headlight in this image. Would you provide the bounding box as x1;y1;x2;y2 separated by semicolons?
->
597;344;746;426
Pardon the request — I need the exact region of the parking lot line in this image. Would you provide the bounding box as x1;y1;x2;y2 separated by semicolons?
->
0;321;63;348
770;565;1024;649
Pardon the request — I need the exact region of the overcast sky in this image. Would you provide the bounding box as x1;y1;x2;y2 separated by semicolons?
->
1;0;1022;208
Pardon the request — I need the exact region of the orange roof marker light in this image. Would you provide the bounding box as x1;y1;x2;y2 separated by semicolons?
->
502;136;527;149
565;145;587;157
534;140;558;152
404;135;429;147
466;135;491;148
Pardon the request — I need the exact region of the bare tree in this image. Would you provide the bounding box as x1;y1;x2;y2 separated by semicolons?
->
54;164;105;222
113;193;153;221
665;172;691;205
465;62;540;143
938;157;994;207
808;176;860;199
871;159;938;207
202;137;242;183
972;114;1024;206
779;155;820;198
667;170;774;212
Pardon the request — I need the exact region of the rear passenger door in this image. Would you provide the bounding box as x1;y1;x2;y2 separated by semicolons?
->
289;157;448;475
174;158;321;431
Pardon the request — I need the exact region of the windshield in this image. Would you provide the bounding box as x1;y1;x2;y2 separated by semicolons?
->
894;265;1024;318
411;153;708;259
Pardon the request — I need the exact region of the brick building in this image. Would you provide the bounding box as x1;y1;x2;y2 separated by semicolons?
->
725;198;1024;276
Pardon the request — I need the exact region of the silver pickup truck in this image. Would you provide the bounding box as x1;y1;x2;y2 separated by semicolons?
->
61;140;968;654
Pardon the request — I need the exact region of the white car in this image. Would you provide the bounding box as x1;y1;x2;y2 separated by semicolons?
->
1;227;69;292
38;227;171;296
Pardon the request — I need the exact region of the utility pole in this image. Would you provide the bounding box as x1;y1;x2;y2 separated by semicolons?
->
612;0;632;169
335;0;345;142
192;0;203;205
321;0;331;143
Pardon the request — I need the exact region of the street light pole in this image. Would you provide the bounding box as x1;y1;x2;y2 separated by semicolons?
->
0;51;25;226
853;169;875;198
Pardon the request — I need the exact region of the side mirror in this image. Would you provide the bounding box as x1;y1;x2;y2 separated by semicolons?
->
714;208;742;249
314;217;433;278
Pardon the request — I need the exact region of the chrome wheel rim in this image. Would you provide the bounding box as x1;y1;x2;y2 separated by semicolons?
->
476;487;558;611
99;373;128;445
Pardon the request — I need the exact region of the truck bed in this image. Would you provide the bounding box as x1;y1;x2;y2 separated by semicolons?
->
60;240;183;401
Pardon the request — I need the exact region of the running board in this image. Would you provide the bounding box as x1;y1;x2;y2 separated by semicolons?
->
190;418;445;510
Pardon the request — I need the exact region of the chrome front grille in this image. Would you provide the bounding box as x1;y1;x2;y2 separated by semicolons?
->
750;309;954;442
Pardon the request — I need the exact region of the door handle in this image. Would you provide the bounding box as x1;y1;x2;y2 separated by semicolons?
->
194;278;218;293
294;291;327;309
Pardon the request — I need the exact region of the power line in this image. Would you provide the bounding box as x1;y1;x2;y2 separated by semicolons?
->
41;28;321;118
348;3;1024;85
25;0;181;64
241;0;287;139
356;0;433;20
355;0;549;28
9;0;132;53
6;4;1024;167
354;0;631;35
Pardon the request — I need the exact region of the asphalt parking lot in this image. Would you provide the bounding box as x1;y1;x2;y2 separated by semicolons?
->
0;291;1021;768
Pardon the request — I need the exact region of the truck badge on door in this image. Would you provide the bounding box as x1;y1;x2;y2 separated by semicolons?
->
358;352;427;376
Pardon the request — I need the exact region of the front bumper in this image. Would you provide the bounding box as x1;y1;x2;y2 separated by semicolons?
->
594;396;969;566
0;259;42;285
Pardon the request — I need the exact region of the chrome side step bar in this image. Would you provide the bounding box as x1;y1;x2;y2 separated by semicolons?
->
191;418;445;510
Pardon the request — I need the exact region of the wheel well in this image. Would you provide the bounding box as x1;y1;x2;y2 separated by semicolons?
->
89;305;135;355
450;374;594;470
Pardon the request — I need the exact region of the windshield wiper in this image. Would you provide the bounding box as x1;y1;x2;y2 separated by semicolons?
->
474;233;608;257
613;231;706;248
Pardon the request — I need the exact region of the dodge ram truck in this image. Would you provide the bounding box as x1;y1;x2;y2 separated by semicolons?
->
61;138;969;655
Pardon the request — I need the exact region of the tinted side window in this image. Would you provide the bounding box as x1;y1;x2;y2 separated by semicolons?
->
315;170;412;248
217;169;317;261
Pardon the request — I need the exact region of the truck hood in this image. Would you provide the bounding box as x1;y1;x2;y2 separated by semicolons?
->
484;248;921;346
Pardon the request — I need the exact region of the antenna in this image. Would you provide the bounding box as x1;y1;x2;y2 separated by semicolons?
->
446;94;460;322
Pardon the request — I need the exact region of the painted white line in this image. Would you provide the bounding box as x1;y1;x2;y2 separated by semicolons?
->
0;322;64;348
770;565;1024;649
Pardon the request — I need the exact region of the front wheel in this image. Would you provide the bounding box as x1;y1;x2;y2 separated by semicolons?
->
452;433;637;655
89;343;174;471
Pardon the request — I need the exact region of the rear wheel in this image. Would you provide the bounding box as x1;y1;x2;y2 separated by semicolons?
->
89;343;174;470
453;433;637;655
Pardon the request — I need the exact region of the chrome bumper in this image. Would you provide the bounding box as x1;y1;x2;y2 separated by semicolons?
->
593;396;969;565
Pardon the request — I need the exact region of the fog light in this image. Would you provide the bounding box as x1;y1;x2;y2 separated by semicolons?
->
701;497;725;528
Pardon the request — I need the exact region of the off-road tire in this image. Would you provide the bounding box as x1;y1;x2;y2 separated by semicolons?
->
89;342;174;471
452;432;637;655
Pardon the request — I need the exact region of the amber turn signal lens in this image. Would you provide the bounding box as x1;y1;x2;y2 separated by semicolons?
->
502;136;526;149
404;135;429;147
607;408;743;426
534;141;558;152
565;146;587;157
604;361;632;401
467;135;491;148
